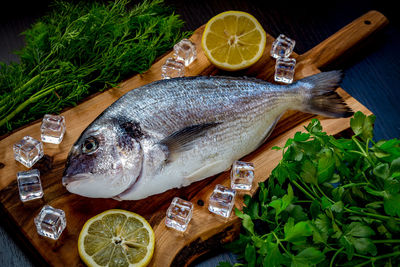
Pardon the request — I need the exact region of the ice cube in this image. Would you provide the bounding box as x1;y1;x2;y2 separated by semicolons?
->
173;38;197;66
208;184;236;218
165;197;193;232
17;169;43;202
270;34;296;59
274;57;296;84
40;114;66;144
34;205;66;240
161;58;185;79
231;161;255;190
13;136;44;168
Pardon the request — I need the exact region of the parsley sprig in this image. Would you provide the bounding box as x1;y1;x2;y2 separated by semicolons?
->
0;0;190;135
221;112;400;267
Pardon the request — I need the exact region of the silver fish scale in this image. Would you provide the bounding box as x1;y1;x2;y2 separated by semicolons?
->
101;76;293;141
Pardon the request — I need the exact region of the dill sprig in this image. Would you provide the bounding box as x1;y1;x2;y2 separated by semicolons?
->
0;0;191;135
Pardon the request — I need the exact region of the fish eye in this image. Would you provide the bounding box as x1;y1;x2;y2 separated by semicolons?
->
82;136;99;154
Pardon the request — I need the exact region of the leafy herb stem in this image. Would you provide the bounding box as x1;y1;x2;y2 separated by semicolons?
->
365;138;371;154
299;179;318;199
27;53;53;76
344;207;400;222
295;200;313;203
340;182;370;189
351;136;375;167
354;251;400;267
316;184;335;203
290;180;315;200
329;247;344;267
271;231;291;256
311;185;321;199
0;81;71;127
361;172;373;186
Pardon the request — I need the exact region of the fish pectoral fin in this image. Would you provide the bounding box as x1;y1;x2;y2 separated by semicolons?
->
183;160;228;186
159;122;221;162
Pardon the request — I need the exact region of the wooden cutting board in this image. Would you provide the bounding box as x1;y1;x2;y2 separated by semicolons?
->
0;10;388;267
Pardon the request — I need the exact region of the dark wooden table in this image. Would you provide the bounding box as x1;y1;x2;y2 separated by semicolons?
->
1;0;399;266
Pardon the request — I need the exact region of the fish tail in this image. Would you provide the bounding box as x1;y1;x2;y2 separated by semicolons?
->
296;70;354;118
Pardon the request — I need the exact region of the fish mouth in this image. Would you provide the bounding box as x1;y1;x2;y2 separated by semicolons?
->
62;173;91;187
62;172;135;198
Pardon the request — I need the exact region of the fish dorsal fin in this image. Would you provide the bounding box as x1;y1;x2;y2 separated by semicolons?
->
160;122;221;160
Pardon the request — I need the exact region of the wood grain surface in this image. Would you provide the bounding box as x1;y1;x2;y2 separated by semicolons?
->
0;10;388;266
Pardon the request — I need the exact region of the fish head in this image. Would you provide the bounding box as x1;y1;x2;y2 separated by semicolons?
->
62;120;143;198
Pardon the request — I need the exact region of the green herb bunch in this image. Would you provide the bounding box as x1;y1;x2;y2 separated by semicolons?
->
220;112;400;267
0;0;190;135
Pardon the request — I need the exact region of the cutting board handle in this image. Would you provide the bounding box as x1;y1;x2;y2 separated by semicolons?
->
299;10;388;68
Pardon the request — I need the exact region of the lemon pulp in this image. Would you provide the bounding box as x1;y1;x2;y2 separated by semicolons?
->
78;209;155;267
201;11;267;71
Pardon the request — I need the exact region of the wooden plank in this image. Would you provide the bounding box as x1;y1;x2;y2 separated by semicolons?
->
0;10;387;267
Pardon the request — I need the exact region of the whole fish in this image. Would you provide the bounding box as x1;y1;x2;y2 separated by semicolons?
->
62;71;352;200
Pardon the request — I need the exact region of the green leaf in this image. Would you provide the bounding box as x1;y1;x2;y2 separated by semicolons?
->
262;239;285;266
390;157;400;178
269;185;293;216
300;160;317;185
332;221;343;239
284;138;294;148
296;140;321;157
284;219;312;243
287;205;308;222
314;214;331;234
384;193;400;217
384;177;400;194
272;164;289;185
310;199;321;219
236;208;255;235
245;243;256;267
310;223;328;244
305;118;323;133
251;235;265;249
284;146;302;162
294;132;311;142
226;233;251;254
351;237;377;256
329;137;353;149
242;214;255;235
317;149;335;183
350;111;375;141
283;184;294;207
258;182;268;204
269;199;282;214
373;139;400;162
340;236;355;260
321;196;332;210
345;222;375;237
374;163;390;180
341;222;377;256
291;247;325;267
332;187;345;201
331;201;344;213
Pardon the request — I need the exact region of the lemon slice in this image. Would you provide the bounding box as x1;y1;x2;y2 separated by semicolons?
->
201;11;267;71
78;209;155;267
